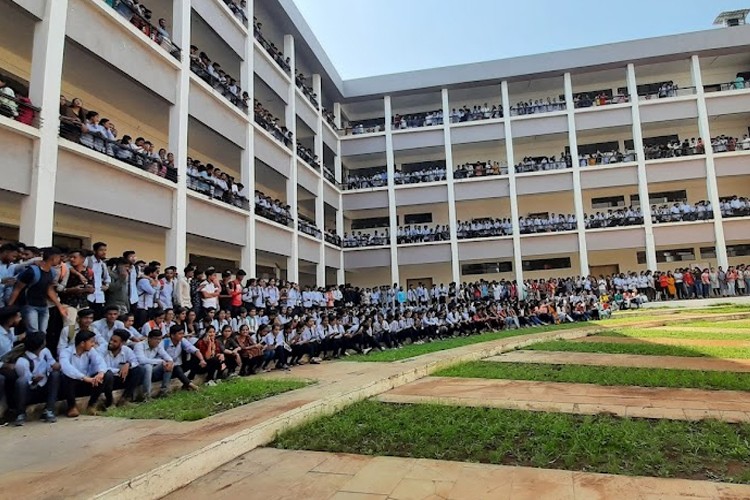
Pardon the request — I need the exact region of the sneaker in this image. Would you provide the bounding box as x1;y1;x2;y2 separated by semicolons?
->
206;380;217;387
363;347;373;355
13;413;26;427
41;410;57;423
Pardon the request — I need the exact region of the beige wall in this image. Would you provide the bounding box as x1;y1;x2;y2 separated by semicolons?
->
508;77;565;106
634;60;693;90
571;67;627;96
718;175;750;198
456;198;511;220
451;140;506;166
397;203;450;226
513;134;568;162
517;191;575;216
647;178;708;202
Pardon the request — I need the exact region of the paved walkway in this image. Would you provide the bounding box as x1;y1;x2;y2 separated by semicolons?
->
379;377;750;422
642;296;750;308
488;350;750;372
166;448;750;500
573;336;750;347
0;325;598;499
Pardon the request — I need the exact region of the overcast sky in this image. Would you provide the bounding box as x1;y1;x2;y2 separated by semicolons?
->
292;0;749;79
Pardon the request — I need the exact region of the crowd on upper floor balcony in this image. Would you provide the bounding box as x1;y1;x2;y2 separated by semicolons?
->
639;81;682;100
343;231;390;248
392;111;444;130
58;96;177;182
189;45;249;111
578;149;636;167
712;134;750;153
323;109;337;129
344;171;387;190
0;75;35;126
297;143;319;169
584;207;644;229
325;230;342;247
186;158;248;209
396;225;450;244
644;138;705;160
721;196;750;218
295;72;319;108
108;1;180;58
650;201;715;223
454;160;508;178
220;0;248;24
394;166;447;185
253;18;291;74
254;100;293;148
457;218;513;239
254;191;292;226
519;213;577;234
515;154;572;174
509;97;565;116
573;92;629;108
298;218;322;239
449;104;503;123
348;122;385;135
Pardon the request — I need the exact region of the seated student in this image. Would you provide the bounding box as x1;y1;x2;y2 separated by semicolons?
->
162;324;206;392
134;329;174;398
91;306;125;354
12;331;60;426
59;330;107;417
236;323;263;375
101;329;143;408
57;308;95;357
217;324;241;376
0;306;23;406
195;326;225;384
258;324;279;371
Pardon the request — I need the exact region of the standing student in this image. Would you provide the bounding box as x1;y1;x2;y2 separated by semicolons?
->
8;247;67;333
86;243;111;319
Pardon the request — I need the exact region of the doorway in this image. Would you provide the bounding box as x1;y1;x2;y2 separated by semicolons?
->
589;264;620;277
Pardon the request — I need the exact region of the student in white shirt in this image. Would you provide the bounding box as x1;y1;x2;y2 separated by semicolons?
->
101;329;143;407
12;331;61;426
59;330;106;417
134;330;174;397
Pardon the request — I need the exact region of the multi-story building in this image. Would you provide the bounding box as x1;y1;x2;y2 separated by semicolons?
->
2;0;750;289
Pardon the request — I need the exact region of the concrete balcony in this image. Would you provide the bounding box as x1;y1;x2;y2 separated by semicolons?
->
574;103;632;131
344;246;391;269
520;231;579;257
645;156;706;183
0;117;39;195
392;127;444;151
253;39;291;103
189;74;249;148
394;183;448;206
454;176;510;201
580;162;639;189
450;119;505;144
398;241;451;265
56;139;175;228
192;0;247;56
653;220;715;247
723;216;750;241
714;150;750;177
509;112;568;139
340;134;386;156
516;169;574;195
297;158;319;194
66;0;179;104
342;189;389;211
254;123;292;178
322;120;338;151
186;191;248;246
705;88;750;116
586;226;646;251
296;89;319;132
298;234;321;263
323;182;340;210
638;96;698;124
325;245;342;268
458;237;514;261
11;0;44;18
256;216;293;256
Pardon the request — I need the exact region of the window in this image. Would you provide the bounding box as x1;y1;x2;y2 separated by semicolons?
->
625;135;678;149
728;244;750;258
591;196;625;209
404;213;433;225
189;254;239;273
461;261;513;275
701;247;716;259
619;81;675;96
631;190;687;206
351;217;394;230
638;248;696;264
575;141;620;156
400;160;446;173
522;257;571;272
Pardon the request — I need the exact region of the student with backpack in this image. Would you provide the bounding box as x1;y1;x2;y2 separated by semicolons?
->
12;331;60;426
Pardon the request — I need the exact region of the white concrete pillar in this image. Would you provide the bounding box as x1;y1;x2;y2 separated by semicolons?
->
384;96;399;286
284;34;299;282
165;0;190;271
441;89;461;284
501;81;524;285
333;102;342;132
240;0;256;276
334;105;345;284
691;55;728;269
564;72;590;277
19;0;68;246
313;74;326;286
627;63;657;271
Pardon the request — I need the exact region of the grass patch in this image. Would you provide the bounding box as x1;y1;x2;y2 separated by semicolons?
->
347;323;593;362
272;400;750;483
525;340;750;359
599;328;750;341
602;307;750;327
435;361;750;391
682;319;750;330
107;378;311;421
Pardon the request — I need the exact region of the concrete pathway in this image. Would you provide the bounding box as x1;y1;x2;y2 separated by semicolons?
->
488;350;750;372
0;325;600;500
165;448;750;500
573;336;750;347
642;296;750;308
378;377;750;422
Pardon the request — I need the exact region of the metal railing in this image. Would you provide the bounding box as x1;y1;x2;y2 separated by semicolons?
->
190;62;248;112
255;203;292;227
578;151;637;167
637;86;696;100
253;23;291;75
705;80;750;93
343;234;391;248
509;101;566;116
59;116;178;182
254;111;293;149
298;219;322;239
644;144;704;160
573;93;630;108
108;0;182;60
324;232;342;247
392;112;444;129
0;91;40;127
187;172;249;209
448;107;503;123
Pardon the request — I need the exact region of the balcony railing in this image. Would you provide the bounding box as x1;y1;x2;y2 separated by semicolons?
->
221;0;248;27
644;143;704;160
298;219;322;239
712;137;750;153
324;231;342;247
392;111;444;130
585;212;644;229
254;108;293;149
255;202;292;227
343;233;390;248
190;62;249;113
705;80;750;93
108;0;182;60
345;119;385;136
253;20;291;75
394;168;446;185
509;99;566;116
343;170;388;190
0;91;40;128
397;228;450;244
574;93;630;108
187;172;249;210
515;157;570;174
455;161;509;178
578;150;636;167
457;220;512;240
448;105;503;123
323;165;338;186
638;86;696;100
59;117;177;182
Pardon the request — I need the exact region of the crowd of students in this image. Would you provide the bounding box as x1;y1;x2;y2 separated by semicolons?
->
108;0;180;59
298;218;322;239
59;96;178;182
253;18;291;74
578;149;637;167
712;135;750;153
449;104;503;123
392;111;444;129
295;72;319;108
519;214;578;234
186;158;249;209
509;97;566;115
255;100;293;147
396;226;450;244
644;139;705;160
515;154;572;174
343;231;390;248
189;45;249;111
254;192;292;226
0;75;35;125
573;92;629;108
457;219;513;239
585;208;644;229
296;143;319;170
454;161;508;178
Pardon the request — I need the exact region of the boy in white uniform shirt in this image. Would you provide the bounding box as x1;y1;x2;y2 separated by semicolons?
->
134;330;174;398
60;330;107;417
101;329;143;407
13;331;60;426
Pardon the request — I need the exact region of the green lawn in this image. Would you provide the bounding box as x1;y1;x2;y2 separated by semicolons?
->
682;319;750;330
107;378;311;421
272;400;750;483
347;323;595;362
524;340;750;359
599;328;750;341
434;361;750;391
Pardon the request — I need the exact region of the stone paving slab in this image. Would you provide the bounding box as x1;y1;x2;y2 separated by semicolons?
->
573;336;750;347
487;350;750;372
165;448;750;499
378;377;750;421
